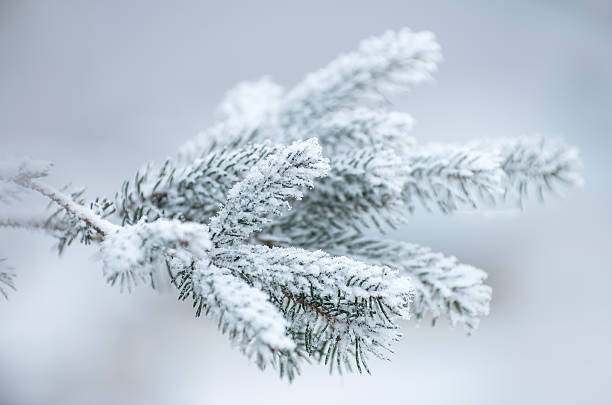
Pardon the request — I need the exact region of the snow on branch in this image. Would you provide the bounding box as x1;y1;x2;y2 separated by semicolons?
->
215;244;413;373
15;179;118;237
402;144;506;213
493;136;583;204
100;219;211;291
281;28;441;124
116;139;277;226
209;138;329;246
188;262;297;374
287;108;416;155
325;237;491;330
3;160;118;251
41;188;117;254
273;148;408;245
400;138;583;213
178;29;439;156
0;27;584;380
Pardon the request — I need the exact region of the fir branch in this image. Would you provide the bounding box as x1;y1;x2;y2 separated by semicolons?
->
273;148;408;244
117;138;277;225
288;107;416;154
0;27;584;381
186;260;299;375
400;139;583;213
402;144;506;213
214;244;413;373
493;136;583;205
216;244;413;319
209;138;329;246
14;178;118;237
321;236;492;330
280;28;441;125
178;29;440;155
100;219;211;291
43;188;117;254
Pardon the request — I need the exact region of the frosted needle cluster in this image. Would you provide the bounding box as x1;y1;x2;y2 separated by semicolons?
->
0;28;582;380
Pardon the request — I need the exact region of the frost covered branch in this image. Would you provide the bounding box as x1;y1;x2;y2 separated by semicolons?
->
209;138;329;246
16;179;118;236
214;244;413;373
100;219;211;290
319;236;492;329
0;27;582;380
280;28;441;125
494;137;583;204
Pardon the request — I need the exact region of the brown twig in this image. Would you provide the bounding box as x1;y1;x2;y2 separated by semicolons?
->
283;291;338;324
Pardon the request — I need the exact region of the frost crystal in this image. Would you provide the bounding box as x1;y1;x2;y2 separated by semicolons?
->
100;219;211;290
209;138;329;246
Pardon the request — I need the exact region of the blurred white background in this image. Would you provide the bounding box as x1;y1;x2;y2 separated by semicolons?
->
1;1;610;404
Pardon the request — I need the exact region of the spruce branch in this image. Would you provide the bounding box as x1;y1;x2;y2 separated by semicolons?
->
493;136;583;204
209;138;329;246
280;28;441;124
116;136;276;226
222;246;411;343
324;237;492;329
273;147;408;244
0;27;583;380
287;107;416;154
188;261;299;376
14;178;117;237
402;144;506;213
214;244;413;373
100;219;211;291
41;188;117;254
213;241;413;371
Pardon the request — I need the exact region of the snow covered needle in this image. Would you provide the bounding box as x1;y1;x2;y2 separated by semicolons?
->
1;28;582;380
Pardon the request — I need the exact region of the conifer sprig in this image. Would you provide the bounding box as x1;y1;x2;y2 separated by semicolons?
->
1;27;582;380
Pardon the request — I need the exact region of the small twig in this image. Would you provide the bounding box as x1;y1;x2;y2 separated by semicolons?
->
283;291;338;324
13;179;118;237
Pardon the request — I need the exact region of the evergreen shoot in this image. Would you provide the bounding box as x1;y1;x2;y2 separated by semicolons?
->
0;28;582;380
